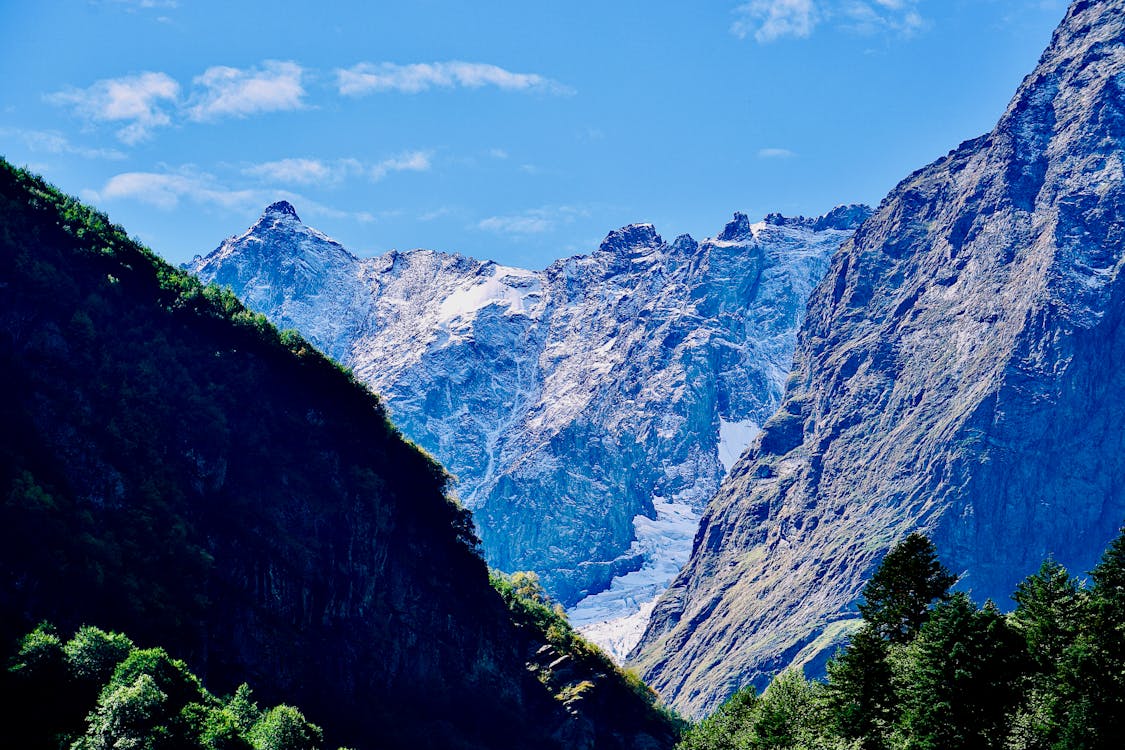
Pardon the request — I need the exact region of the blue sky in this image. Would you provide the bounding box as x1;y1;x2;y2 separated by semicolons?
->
3;1;1068;268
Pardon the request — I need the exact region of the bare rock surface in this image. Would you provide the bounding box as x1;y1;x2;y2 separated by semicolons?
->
631;0;1125;717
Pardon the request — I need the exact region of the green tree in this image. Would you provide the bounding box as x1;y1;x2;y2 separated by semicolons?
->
895;594;1027;750
1054;528;1125;750
858;533;956;644
77;673;170;750
1007;560;1084;750
248;705;323;750
677;686;759;750
824;626;895;750
65;626;136;685
751;669;824;749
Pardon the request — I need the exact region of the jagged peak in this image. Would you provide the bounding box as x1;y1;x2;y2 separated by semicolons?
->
599;223;663;253
759;205;874;232
262;200;301;221
718;213;752;241
671;233;699;254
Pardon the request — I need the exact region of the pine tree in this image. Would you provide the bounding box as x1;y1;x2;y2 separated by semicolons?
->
858;533;957;644
1055;528;1125;749
824;626;895;750
895;594;1028;750
1007;560;1085;750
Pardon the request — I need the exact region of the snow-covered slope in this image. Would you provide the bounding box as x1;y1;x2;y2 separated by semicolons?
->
188;202;868;656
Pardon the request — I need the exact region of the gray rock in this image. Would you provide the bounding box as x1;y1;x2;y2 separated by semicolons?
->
631;0;1125;718
187;207;866;627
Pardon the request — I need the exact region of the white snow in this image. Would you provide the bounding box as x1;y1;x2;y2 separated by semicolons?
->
718;417;761;473
437;265;542;321
568;495;701;661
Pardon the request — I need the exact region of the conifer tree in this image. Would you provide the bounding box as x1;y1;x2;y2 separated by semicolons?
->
824;626;895;750
858;533;956;644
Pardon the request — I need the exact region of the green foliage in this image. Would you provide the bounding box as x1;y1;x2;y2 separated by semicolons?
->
857;534;956;644
893;595;1027;750
824;627;894;749
5;623;324;750
490;569;685;735
682;532;1125;750
249;706;323;750
677;686;759;750
65;626;136;684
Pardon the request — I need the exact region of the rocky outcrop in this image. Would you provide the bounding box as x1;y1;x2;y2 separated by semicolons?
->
631;0;1125;718
188;203;868;655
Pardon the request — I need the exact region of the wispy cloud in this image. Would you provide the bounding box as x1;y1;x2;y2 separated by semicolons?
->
103;0;179;8
336;61;573;96
47;71;180;144
85;166;375;223
88;169;260;211
732;0;924;42
242;151;431;185
0;127;126;160
370;150;432;180
733;0;819;42
477;206;586;235
187;61;306;121
758;147;796;159
243;158;350;185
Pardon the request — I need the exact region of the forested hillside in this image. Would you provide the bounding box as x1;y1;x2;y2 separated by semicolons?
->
0;159;680;750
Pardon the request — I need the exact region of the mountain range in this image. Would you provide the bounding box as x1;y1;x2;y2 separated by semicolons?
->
188;200;870;656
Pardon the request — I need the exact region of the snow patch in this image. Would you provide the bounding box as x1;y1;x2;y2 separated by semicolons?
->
718;417;761;473
437;265;542;322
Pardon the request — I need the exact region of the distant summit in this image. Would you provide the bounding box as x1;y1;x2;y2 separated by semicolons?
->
262;199;300;221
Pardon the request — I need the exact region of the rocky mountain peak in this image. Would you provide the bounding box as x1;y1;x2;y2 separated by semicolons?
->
718;212;752;241
599;223;663;254
812;204;874;231
263;200;300;221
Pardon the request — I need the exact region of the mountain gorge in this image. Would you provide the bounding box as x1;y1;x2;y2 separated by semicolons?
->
0;160;680;750
631;0;1125;718
187;202;869;655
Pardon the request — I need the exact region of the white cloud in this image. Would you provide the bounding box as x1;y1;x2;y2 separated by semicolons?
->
104;0;179;8
370;150;432;181
0;127;126;160
187;61;306;121
732;0;925;41
244;158;339;185
47;72;180;144
243;153;428;185
733;0;819;41
336;61;573;96
758;147;796;159
477;206;586;235
89;170;259;210
840;1;925;35
86;166;374;224
478;214;553;234
489;148;509;159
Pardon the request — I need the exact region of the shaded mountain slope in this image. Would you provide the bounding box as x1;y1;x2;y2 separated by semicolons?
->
632;0;1125;717
0;160;680;750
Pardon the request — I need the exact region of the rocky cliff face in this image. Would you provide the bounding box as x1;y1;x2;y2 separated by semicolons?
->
631;0;1125;718
0;161;680;750
188;204;868;655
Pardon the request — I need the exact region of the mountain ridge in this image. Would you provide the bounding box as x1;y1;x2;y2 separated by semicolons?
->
188;202;870;656
630;0;1125;718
